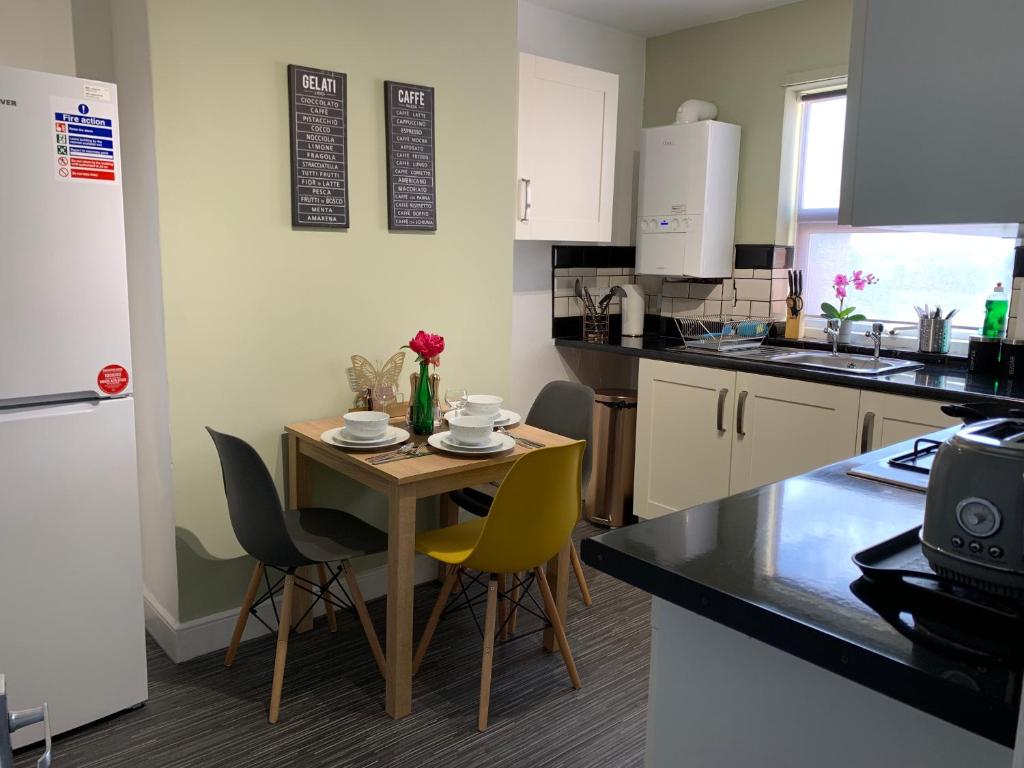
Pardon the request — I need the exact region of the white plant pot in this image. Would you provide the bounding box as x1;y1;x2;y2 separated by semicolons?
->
837;319;854;344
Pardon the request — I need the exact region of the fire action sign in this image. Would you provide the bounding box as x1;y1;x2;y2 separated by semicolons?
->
51;97;118;183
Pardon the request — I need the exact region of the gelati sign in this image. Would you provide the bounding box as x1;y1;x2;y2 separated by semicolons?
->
288;65;349;229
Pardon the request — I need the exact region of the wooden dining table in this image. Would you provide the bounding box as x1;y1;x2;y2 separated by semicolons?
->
283;414;577;719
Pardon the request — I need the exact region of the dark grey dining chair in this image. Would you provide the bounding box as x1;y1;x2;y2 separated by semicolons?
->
206;427;388;723
448;380;595;609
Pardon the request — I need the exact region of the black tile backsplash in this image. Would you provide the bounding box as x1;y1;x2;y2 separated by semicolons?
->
551;244;636;270
734;243;794;270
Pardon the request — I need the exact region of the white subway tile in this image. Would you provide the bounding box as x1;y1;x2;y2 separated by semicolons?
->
734;269;754;279
689;283;717;300
754;269;773;279
704;300;723;316
553;276;574;297
771;278;790;300
771;300;788;320
569;267;596;277
622;268;635;276
735;278;771;302
569;298;582;317
553;297;570;317
595;276;610;290
750;301;770;316
731;299;751;316
662;281;689;298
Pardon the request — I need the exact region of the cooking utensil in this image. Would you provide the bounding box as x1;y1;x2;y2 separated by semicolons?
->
945;308;958;321
796;269;803;297
788;270;795;297
941;402;1024;425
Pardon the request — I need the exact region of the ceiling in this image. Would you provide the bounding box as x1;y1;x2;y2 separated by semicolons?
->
527;0;800;37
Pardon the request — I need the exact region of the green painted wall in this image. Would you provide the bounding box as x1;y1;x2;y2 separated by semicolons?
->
145;0;517;621
644;0;853;243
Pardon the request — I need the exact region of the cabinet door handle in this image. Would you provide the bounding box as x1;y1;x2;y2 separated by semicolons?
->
519;178;532;222
860;411;875;454
736;390;748;437
716;388;728;433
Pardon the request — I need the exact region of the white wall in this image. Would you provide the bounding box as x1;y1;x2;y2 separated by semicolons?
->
109;0;179;623
0;0;75;75
511;1;644;413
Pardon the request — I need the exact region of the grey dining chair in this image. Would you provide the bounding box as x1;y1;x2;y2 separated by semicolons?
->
206;427;388;724
448;380;595;609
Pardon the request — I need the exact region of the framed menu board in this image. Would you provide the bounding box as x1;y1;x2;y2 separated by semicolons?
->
288;64;349;229
384;81;436;231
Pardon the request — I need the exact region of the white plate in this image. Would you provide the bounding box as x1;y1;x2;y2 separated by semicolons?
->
320;426;410;451
337;425;393;444
428;430;515;456
444;408;521;427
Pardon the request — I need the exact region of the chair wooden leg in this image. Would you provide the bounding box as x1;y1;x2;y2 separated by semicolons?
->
478;574;499;732
569;544;593;607
498;572;510;641
225;561;265;668
534;567;582;690
342;560;386;678
507;572;523;635
413;565;459;675
268;572;295;723
317;563;338;633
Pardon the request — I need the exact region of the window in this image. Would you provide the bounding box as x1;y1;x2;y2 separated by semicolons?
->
794;90;1016;340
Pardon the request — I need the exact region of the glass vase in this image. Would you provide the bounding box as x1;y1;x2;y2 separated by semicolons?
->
411;361;434;435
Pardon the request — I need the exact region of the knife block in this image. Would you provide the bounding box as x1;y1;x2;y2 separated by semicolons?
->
784;306;806;340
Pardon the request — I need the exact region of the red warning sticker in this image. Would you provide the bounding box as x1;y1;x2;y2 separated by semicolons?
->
97;364;129;395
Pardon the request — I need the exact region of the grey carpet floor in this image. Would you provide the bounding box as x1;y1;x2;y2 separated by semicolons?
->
16;525;651;767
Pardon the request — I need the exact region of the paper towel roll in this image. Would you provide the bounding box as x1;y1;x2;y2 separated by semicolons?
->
622;284;645;337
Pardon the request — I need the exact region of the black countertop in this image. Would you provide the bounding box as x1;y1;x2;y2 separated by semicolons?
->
581;428;1021;747
555;335;1024;406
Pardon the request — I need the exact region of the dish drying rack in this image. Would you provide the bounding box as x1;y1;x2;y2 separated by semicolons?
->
674;314;774;352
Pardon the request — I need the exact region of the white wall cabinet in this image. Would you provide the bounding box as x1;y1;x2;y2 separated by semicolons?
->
840;0;1024;226
633;361;955;520
729;373;861;495
856;391;960;454
515;53;618;242
634;360;734;519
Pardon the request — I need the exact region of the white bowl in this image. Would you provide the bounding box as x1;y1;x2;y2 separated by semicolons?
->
464;394;503;418
448;415;494;447
343;410;389;439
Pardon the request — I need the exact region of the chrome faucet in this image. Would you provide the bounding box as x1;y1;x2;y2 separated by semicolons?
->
825;318;841;356
864;322;884;360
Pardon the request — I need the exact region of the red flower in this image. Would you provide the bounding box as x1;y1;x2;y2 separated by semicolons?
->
406;330;445;365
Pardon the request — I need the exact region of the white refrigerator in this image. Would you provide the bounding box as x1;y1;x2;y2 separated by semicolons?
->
0;65;148;748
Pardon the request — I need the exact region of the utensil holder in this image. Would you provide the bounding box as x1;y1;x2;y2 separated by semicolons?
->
919;317;951;354
580;300;610;343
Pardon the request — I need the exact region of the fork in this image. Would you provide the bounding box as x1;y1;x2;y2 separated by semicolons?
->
497;427;544;449
367;443;418;465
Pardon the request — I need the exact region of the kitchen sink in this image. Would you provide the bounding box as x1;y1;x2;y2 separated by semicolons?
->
768;351;923;376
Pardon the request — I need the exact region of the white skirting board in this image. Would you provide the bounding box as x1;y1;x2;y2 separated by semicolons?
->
144;554;438;663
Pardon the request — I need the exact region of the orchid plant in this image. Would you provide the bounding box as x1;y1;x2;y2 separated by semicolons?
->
820;270;878;322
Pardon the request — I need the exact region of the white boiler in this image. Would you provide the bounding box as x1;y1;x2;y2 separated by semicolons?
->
637;120;740;278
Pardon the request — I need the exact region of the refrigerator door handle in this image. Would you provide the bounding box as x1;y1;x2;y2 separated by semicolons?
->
0;397;104;421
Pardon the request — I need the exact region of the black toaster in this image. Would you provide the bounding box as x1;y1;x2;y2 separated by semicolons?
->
922;418;1024;597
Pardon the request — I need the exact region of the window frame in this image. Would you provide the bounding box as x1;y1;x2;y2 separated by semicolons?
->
789;85;1014;356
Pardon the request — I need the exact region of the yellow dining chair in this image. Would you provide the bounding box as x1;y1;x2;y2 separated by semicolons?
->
413;441;586;731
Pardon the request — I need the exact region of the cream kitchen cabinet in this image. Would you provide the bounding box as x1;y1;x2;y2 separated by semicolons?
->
728;373;861;495
634;360;734;519
515;53;618;242
856;391;959;454
634;362;862;519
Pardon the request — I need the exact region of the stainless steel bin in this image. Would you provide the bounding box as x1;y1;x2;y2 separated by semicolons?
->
584;388;637;527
